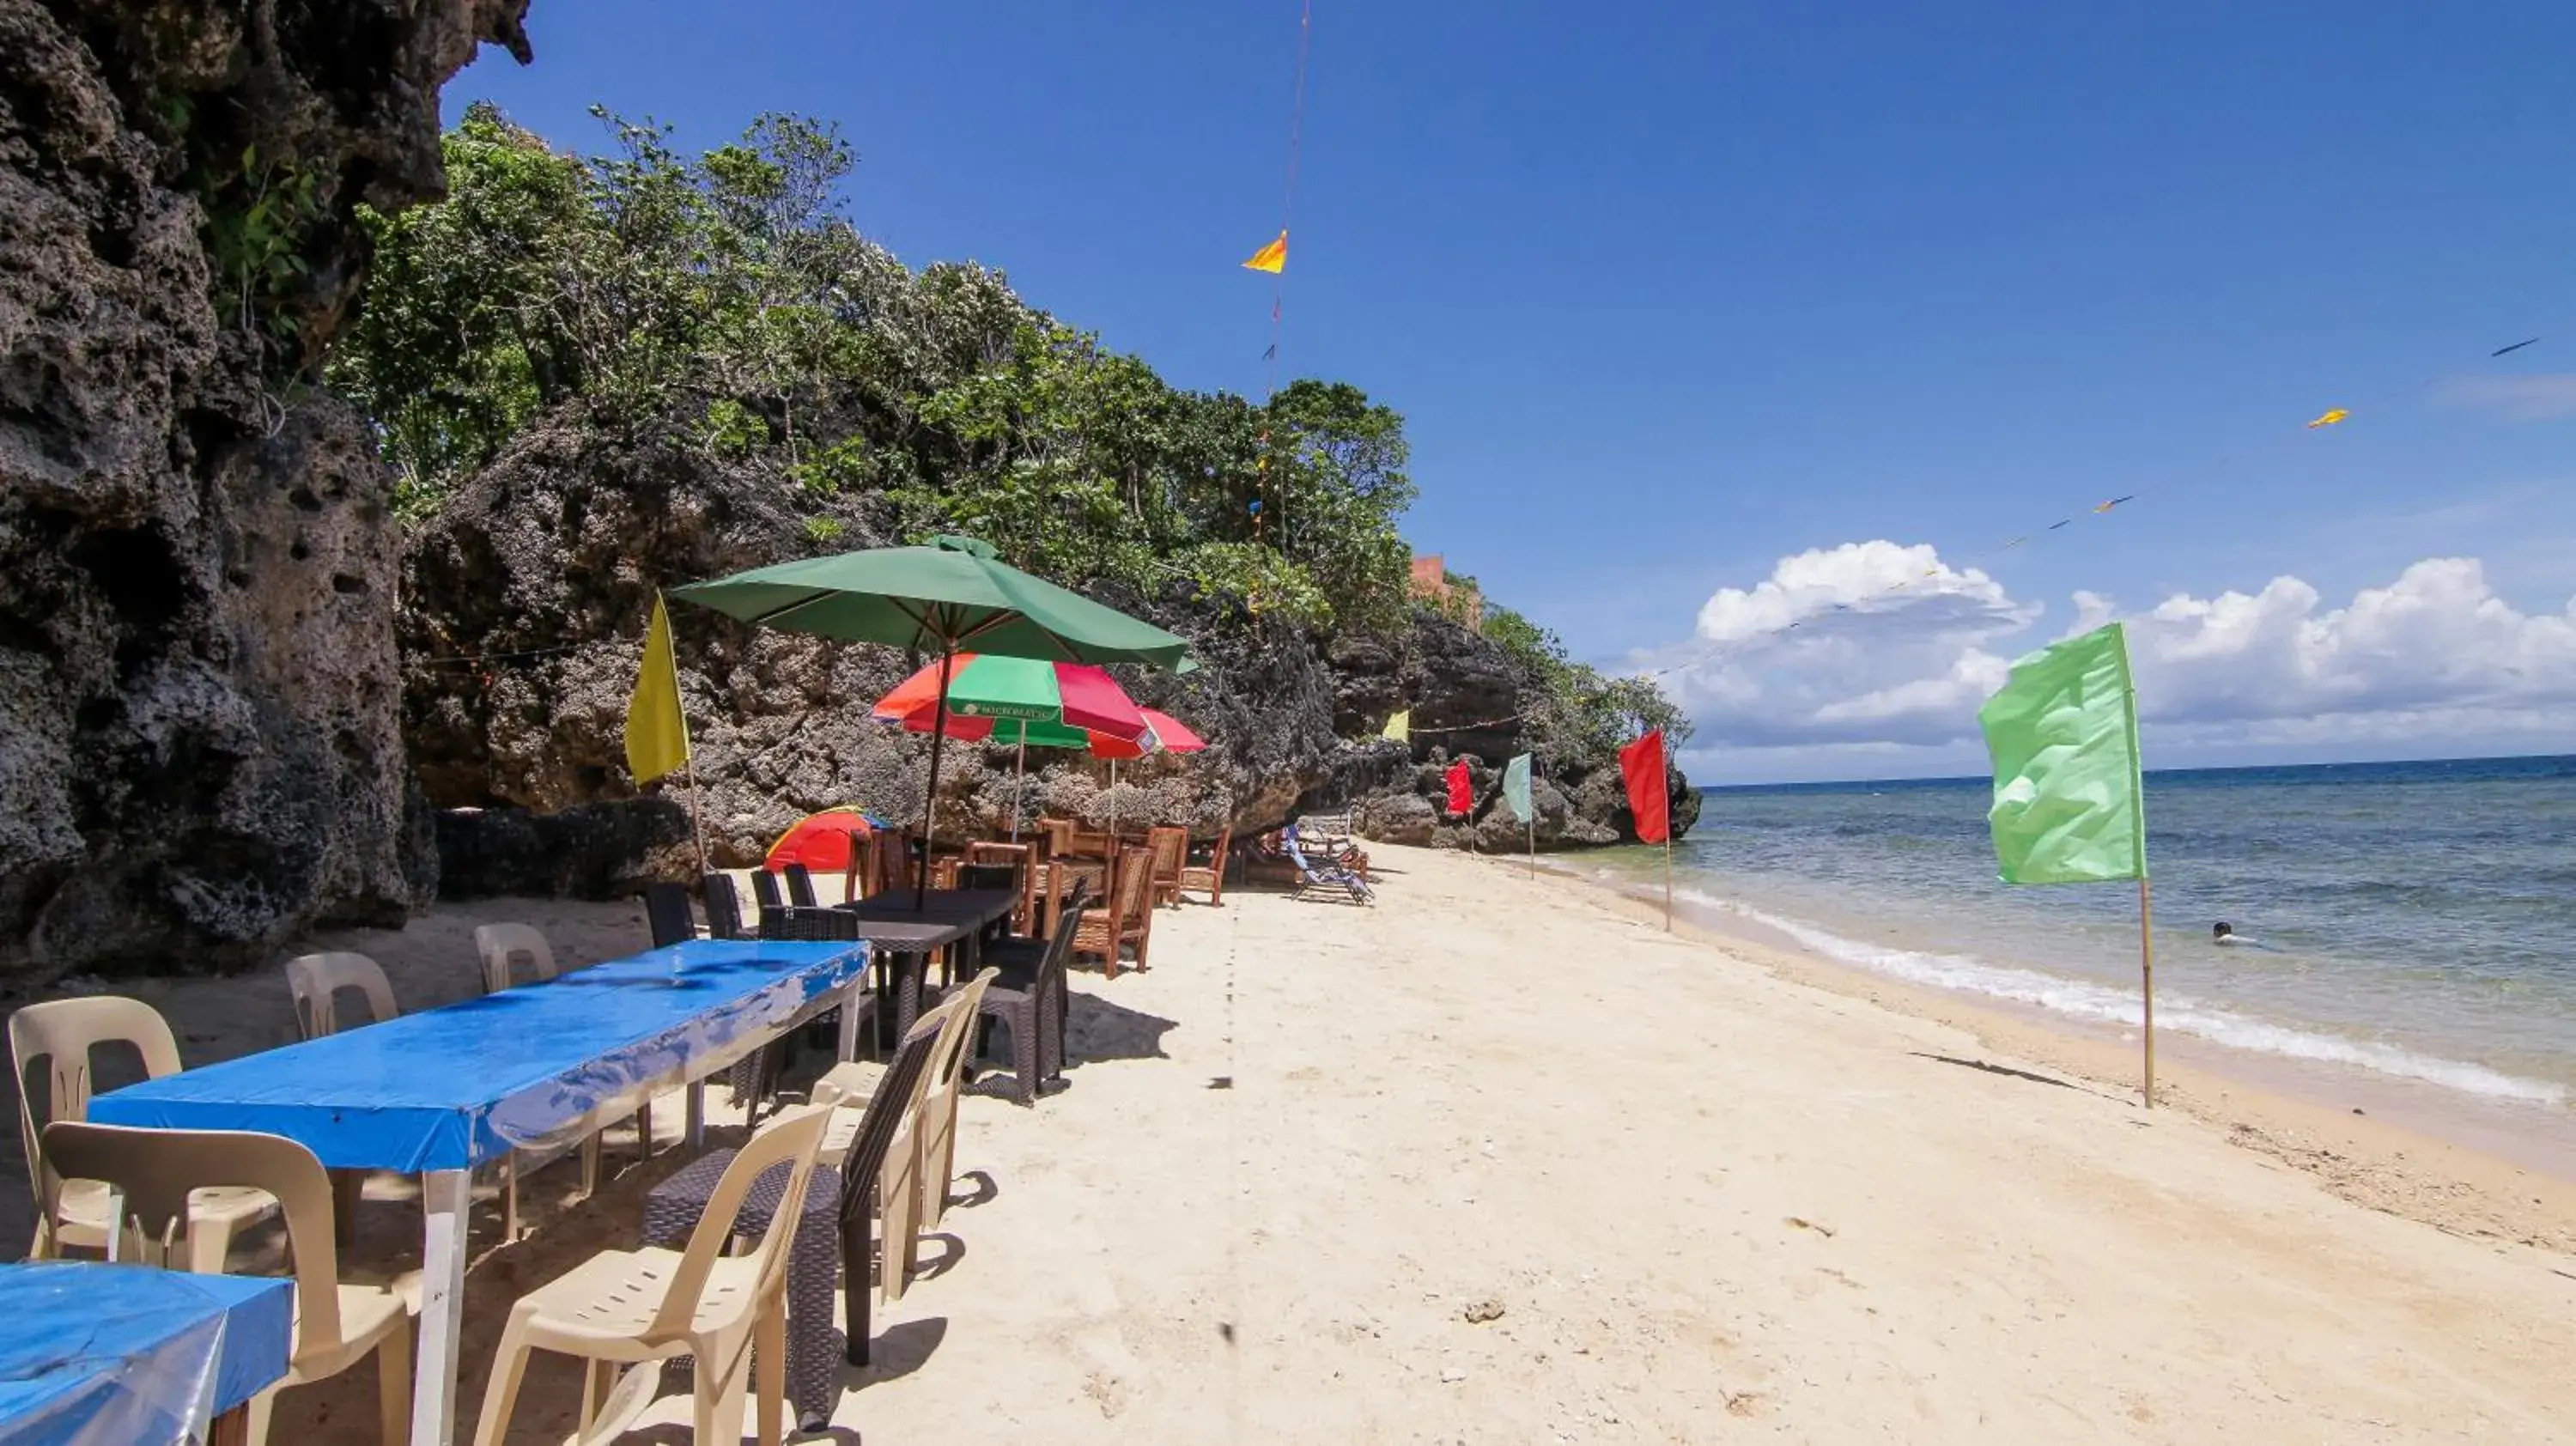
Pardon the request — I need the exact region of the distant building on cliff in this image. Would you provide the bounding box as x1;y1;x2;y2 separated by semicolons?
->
1409;554;1482;629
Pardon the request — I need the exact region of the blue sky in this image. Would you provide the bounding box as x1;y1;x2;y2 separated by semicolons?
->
452;2;2576;782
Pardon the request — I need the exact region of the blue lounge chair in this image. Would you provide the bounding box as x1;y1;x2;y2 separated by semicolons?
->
1284;823;1373;905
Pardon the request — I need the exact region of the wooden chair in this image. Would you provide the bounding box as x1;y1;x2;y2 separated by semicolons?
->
9;997;276;1271
469;924;651;1233
1145;825;1188;909
1179;826;1234;905
42;1121;416;1446
472;1104;835;1446
1072;846;1157;978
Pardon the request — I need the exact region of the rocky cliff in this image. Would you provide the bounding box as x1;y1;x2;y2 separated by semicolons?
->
400;405;1692;896
0;0;529;978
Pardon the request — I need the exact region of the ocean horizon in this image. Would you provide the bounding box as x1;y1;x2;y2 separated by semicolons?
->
1595;752;2576;1112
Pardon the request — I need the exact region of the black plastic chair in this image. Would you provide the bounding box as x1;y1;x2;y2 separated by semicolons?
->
642;881;696;948
782;862;820;908
702;872;746;940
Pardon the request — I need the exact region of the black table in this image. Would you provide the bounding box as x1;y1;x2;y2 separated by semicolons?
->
835;889;1020;1037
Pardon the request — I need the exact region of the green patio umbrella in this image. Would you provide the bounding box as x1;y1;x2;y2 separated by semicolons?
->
671;535;1194;908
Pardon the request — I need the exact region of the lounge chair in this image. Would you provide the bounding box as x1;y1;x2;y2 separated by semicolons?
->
475;1104;835;1446
1285;823;1374;905
9;997;277;1270
43;1121;418;1446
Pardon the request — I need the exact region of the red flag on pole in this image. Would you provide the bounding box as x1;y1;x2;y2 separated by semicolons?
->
1619;731;1669;843
1444;757;1473;817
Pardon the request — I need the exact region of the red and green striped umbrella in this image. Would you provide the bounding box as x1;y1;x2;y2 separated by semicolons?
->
870;653;1151;745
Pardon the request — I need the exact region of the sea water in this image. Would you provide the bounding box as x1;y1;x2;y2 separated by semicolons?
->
1583;756;2576;1113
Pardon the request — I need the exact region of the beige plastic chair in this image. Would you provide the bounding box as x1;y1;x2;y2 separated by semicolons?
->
9;997;276;1270
471;1103;835;1446
814;970;993;1301
472;922;558;993
471;924;651;1235
40;1121;416;1446
285;951;398;1040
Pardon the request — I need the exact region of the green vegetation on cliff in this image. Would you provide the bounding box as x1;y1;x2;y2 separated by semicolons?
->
330;104;1681;745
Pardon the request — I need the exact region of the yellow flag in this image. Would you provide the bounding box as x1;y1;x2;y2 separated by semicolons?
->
1381;708;1410;742
2306;408;2348;429
1242;230;1288;273
625;594;690;785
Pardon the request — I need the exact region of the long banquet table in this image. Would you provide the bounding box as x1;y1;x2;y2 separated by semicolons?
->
88;938;870;1445
0;1261;293;1445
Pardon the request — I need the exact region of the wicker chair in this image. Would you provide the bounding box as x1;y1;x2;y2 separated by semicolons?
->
966;840;1037;933
1179;827;1233;905
642;881;696;948
977;878;1085;1105
781;862;819;908
751;869;788;918
1073;846;1157;977
702;872;747;940
1145;825;1188;909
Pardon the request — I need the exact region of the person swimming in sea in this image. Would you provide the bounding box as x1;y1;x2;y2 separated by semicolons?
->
2212;921;2275;950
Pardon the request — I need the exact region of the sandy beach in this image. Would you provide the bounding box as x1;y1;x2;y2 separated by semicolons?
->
16;844;2576;1443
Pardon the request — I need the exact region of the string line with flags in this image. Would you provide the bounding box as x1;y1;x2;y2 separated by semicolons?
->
623;592;708;875
1977;621;2155;1106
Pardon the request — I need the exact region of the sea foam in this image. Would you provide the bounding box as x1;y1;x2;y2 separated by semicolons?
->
1653;882;2572;1108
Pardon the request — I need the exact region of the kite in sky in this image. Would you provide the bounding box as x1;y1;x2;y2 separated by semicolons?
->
1242;231;1288;273
2306;408;2349;429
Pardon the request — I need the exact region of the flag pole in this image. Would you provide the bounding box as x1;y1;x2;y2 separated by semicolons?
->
1010;736;1026;843
2138;874;2157;1109
682;756;709;879
1662;833;1674;932
1527;816;1535;878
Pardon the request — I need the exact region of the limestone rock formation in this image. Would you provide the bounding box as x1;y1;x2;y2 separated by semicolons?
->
0;0;530;978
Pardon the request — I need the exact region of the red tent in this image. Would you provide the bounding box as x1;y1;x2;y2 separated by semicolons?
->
765;807;876;875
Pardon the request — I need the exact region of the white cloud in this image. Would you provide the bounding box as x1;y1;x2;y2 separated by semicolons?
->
1661;544;2576;777
2440;374;2576;422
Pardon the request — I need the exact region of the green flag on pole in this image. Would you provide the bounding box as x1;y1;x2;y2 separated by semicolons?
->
1501;753;1534;823
1978;622;2146;885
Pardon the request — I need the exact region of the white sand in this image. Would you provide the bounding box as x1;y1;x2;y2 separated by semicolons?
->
24;846;2576;1442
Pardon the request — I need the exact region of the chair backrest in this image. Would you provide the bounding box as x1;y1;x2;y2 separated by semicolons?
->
750;869;787;915
283;952;398;1040
1109;846;1154;931
472;923;556;993
927;968;998;1099
647;1103;833;1346
1281;823;1318;874
832;1010;945;1226
642;881;696;949
9;997;182;1218
1033;880;1090;996
1147;826;1187;883
40;1121;349;1365
781;863;819;908
702;872;747;940
956;864;1016;893
757;906;861;943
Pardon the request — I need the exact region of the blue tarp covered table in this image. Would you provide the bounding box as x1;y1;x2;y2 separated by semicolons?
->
88;939;870;1445
0;1261;292;1445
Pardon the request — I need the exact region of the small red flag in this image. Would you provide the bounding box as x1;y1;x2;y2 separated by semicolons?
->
1444;757;1473;817
1619;731;1669;843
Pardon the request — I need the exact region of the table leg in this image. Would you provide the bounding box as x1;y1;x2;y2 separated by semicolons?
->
210;1402;251;1446
685;1080;707;1149
835;981;865;1062
412;1168;472;1446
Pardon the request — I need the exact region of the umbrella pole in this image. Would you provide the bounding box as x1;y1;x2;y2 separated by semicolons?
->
919;646;956;912
1011;737;1025;843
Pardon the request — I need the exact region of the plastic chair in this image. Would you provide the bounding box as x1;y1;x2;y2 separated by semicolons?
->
1072;846;1157;977
642;882;696;948
284;952;398;1041
817;989;973;1346
41;1121;416;1446
470;925;652;1234
472;922;558;993
911;968;996;1238
702;872;748;940
9;997;276;1270
1179;827;1233;906
472;1104;835;1446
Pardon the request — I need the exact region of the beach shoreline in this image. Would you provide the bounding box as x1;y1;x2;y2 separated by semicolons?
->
1530;849;2576;1252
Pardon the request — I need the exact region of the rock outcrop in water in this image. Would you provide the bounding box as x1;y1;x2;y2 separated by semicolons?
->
0;0;530;978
